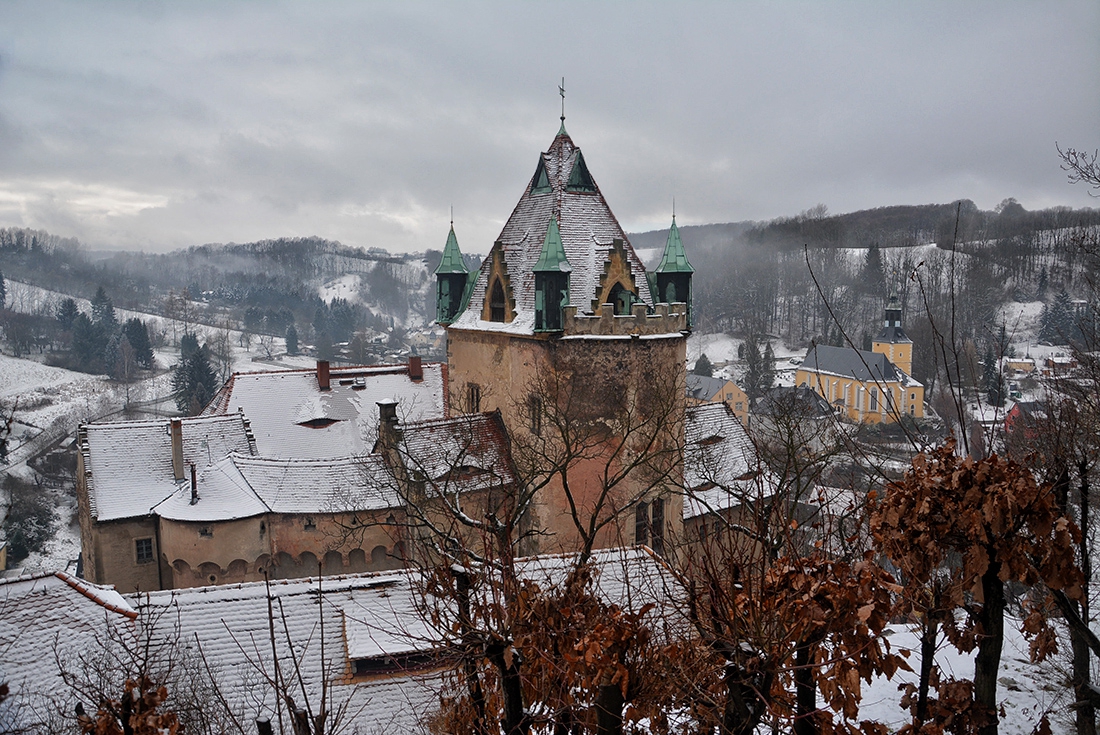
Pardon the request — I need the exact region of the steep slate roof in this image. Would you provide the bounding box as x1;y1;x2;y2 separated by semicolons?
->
685;373;731;402
83;414;255;522
396;411;517;495
450;128;653;334
802;344;915;384
204;362;446;459
683;403;774;520
0;572;136;732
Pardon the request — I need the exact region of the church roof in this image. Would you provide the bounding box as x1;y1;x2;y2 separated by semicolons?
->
435;225;468;275
802;344;901;383
656;216;694;274
449;128;653;334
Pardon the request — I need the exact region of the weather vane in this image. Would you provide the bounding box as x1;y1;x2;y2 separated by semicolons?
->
559;77;566;123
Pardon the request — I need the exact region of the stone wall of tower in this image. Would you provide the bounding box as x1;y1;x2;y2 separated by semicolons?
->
446;326;687;554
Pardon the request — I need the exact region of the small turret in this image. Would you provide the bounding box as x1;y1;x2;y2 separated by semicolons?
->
435;224;469;325
533;215;572;332
654;215;694;327
872;293;913;375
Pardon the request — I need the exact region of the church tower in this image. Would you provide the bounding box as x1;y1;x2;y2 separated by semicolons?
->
871;294;912;376
437;123;692;553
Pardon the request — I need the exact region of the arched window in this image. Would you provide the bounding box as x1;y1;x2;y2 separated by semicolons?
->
489;279;506;322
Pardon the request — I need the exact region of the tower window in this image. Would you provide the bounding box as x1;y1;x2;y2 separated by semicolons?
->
489;280;506;322
608;283;634;315
468;383;482;413
635;502;649;546
870;388;878;411
634;498;665;554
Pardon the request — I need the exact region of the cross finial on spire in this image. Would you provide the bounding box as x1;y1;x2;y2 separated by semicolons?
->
450;205;453;228
673;197;676;221
559;77;565;123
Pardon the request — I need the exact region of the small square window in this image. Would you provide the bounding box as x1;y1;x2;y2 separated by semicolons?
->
199;526;213;538
135;538;154;564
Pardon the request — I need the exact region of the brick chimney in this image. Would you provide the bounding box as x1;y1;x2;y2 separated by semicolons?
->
317;360;330;391
408;355;423;382
170;419;184;481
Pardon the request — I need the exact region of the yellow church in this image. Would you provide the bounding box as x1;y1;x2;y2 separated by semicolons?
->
795;295;924;423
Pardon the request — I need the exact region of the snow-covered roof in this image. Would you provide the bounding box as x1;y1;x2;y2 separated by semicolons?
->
205;362;446;459
127;546;675;731
682;403;774;520
449;129;654;335
397;412;517;495
0;572;136;731
83;414;255;522
152;452;400;521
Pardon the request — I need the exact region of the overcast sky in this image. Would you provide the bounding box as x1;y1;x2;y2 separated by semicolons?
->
0;2;1097;255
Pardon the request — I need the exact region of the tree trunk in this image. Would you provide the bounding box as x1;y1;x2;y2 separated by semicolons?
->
722;660;771;735
974;562;1005;735
793;639;818;735
489;645;527;735
916;615;939;725
594;679;625;735
1073;461;1096;735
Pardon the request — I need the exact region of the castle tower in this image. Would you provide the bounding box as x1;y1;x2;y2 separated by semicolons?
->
871;294;912;376
438;124;690;553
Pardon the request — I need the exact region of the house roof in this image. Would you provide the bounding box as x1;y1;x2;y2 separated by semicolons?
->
0;572;136;731
753;386;835;419
395;411;517;495
801;344;921;386
204;362;446;459
685;373;731;402
127;546;676;732
449;128;653;335
683;403;774;520
83;414;255;522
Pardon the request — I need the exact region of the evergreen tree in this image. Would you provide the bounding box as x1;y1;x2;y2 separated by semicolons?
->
693;353;714;377
71;312;102;372
90;286;118;333
981;345;998;393
122;318;155;369
286;324;299;355
1039;290;1074;344
743;335;775;400
56;298;80;331
172;345;218;415
0;269;5;309
860;244;885;295
179;332;200;361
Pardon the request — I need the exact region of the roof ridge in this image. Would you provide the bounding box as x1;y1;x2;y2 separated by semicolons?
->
55;572;138;619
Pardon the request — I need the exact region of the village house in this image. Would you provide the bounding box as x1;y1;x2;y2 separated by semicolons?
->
796;296;924;423
686;372;750;425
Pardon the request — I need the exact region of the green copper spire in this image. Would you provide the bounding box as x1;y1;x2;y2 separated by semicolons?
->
656;216;694;274
533;215;572;273
434;225;468;275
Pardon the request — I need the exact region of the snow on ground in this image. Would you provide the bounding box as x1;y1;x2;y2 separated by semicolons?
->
861;620;1070;734
318;273;361;303
688;332;742;366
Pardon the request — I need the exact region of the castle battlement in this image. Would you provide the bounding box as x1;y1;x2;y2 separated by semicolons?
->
562;302;689;337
